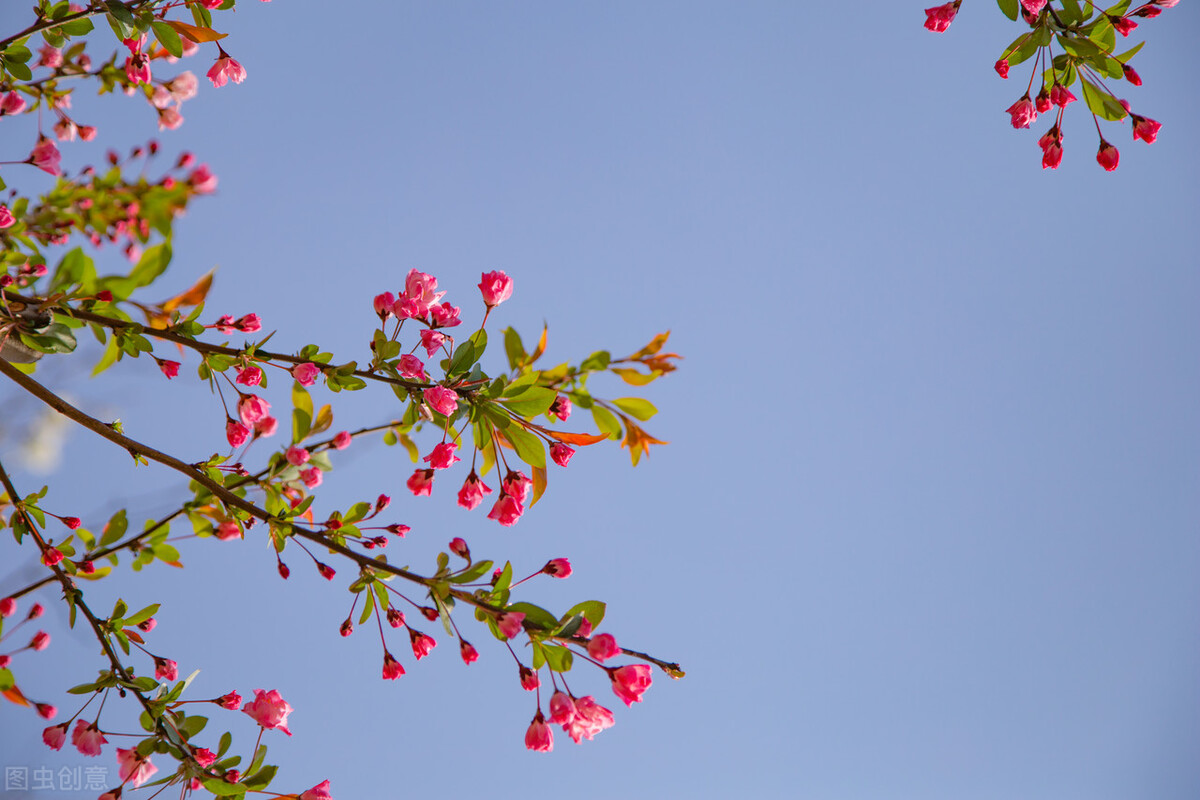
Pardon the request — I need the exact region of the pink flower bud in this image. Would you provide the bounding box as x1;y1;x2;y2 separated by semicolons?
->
1131;114;1162;144
398;354;426;380
543;558;572;578
407;468;435;497
994;59;1009;79
254;416;278;438
496;611;525;640
449;537;470;559
0;597;15;617
44;722;68;749
587;633;620;662
339;618;353;637
158;360;181;379
418;328;445;356
549;395;572;421
300;780;334;800
386;608;405;628
42;547;64;567
277;561;290;580
291;362;321;386
519;665;540;691
373;292;395;317
550;443;575;467
524;710;553;752
215;520;241;541
72;719;107;756
227;419;250;448
217;691;241;709
382;650;405;680
610;663;653;706
300;467;323;489
285;446;310;466
548;691;577;724
1096;140;1120;171
137;617;156;632
63;516;82;529
423;441;460;470
235;365;262;386
332;430;352;449
422;385;459;417
29;603;44;619
36;703;56;719
478;270;514;307
922;1;960;33
410;630;437;660
317;562;336;580
457;471;493;510
1005;95;1037;129
460;640;479;665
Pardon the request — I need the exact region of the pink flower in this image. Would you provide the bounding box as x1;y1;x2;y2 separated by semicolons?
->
410;630;437;660
1005;95;1037;129
300;467;323;489
587;633;620;662
1131;114;1162;144
423;441;461;470
155;658;179;681
1020;0;1047;13
158;359;181;379
63;516;82;530
137;617;156;632
449;537;469;558
236;365;263;386
236;313;261;332
1034;88;1051;114
238;394;271;426
1039;127;1063;170
286;446;310;466
496;611;525;640
254;416;278;438
332;430;352;449
610;663;653;706
207;51;247;88
31;630;51;649
922;1;960;33
407;468;435;496
1122;63;1142;86
563;696;615;743
1097;140;1120;171
215;519;241;541
525;710;553;752
1;91;27;116
457;471;493;510
124;53;151;85
403;269;442;314
317;562;336;580
382;650;405;680
459;640;479;665
429;301;461;328
218;691;242;709
994;59;1009;79
0;206;11;230
38;45;63;68
300;780;333;800
550;442;575;467
37;703;56;720
168;71;199;102
189;164;218;193
30;136;62;176
1111;15;1137;36
519;665;540;690
487;494;524;527
241;689;293;735
478;271;514;308
423;385;459;417
78;125;97;141
419;328;445;356
1050;84;1077;108
292;362;321;386
193;747;216;767
386;608;405;628
373;292;395;317
54;118;76;141
72;720;107;756
43;723;69;750
543;558;572;578
116;748;157;787
0;597;14;617
227;419;250;448
548;691;577;725
549;395;572;421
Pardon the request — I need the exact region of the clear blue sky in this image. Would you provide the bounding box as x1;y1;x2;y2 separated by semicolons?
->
2;3;1197;799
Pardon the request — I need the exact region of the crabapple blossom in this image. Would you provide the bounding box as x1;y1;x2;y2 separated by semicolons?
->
525;711;553;752
158;360;181;379
208;51;247;88
189;164;218;193
300;467;323;488
449;537;469;558
300;780;334;800
457;472;492;510
215;520;241;541
37;45;62;68
407;468;435;496
241;689;293;735
1111;15;1138;36
237;394;271;426
255;416;279;438
563;696;615;743
549;395;572;421
994;59;1009;79
460;640;479;665
1050;84;1077;108
0;597;14;616
403;269;442;314
1131;114;1162;143
29;603;43;619
487;494;524;526
1005;95;1036;129
373;292;395;317
155;658;179;681
610;664;653;706
71;720;107;756
496;611;526;640
423;385;459;416
43;723;68;750
923;1;961;33
332;430;352;449
1020;0;1047;14
548;691;577;725
1122;64;1142;86
519;665;540;690
550;443;575;467
36;703;56;719
429;301;461;328
292;362;321;386
116;748;157;787
587;633;620;662
1;91;26;115
286;446;310;466
137;617;156;632
419;329;445;356
387;608;405;628
543;558;572;578
227;419;250;447
31;630;51;649
236;365;263;386
1097;140;1120;171
478;270;514;307
0;205;13;228
217;691;242;710
30;137;62;175
410;630;437;659
424;441;460;469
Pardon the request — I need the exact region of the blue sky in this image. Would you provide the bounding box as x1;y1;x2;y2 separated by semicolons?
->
2;2;1198;799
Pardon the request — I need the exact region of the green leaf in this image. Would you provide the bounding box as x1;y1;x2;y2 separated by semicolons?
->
21;323;77;355
128;243;172;288
124;604;159;626
0;669;13;691
505;602;558;630
150;21;183;58
580;350;611;371
448;559;494;584
448;329;487;376
242;765;277;790
1115;41;1145;63
541;644;574;673
500;386;556;418
292;383;312;442
59;17;95;36
563;600;606;628
1081;78;1127;121
505;424;546;468
996;0;1019;21
503;327;526;369
2;57;32;81
99;510;128;547
1057;34;1102;58
591;406;622;440
611;397;658;421
203;779;248;797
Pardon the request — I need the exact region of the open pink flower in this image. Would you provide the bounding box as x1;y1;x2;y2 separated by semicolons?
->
457;471;493;510
207;50;247;88
519;665;540;691
423;441;460;470
382;650;405;680
922;1;961;33
525;710;553;752
407;468;435;497
43;723;69;750
237;394;271;426
236;365;263;386
1005;95;1037;129
487;493;524;526
1131;114;1162;144
242;689;293;735
155;657;179;681
116;748;157;787
410;630;437;660
548;691;577;725
403;269;442;315
563;696;614;743
418;329;445;356
299;780;333;800
30;136;62;175
610;663;653;706
71;720;107;757
398;354;426;380
227;419;250;448
423;385;459;417
478;271;514;308
1;91;27;116
550;443;575;467
549;395;572;421
292;362;321;386
158;359;181;379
